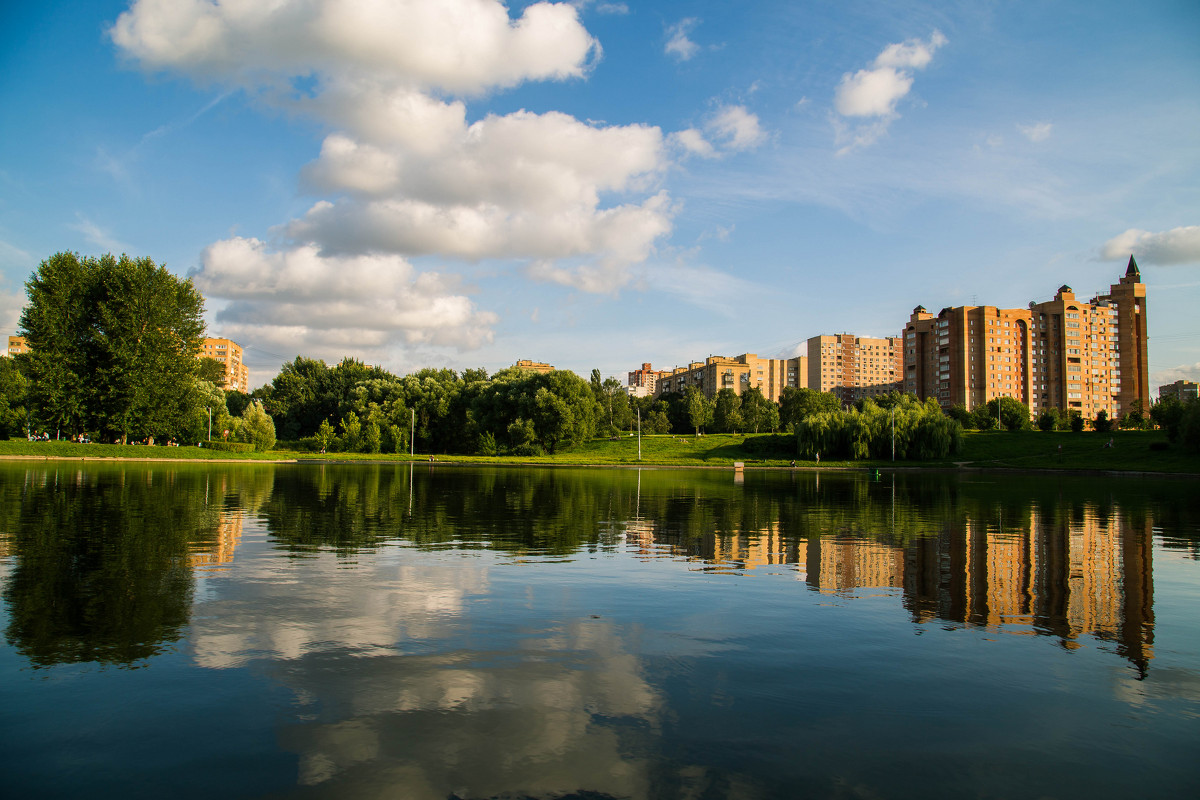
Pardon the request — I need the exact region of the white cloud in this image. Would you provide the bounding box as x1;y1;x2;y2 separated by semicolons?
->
670;106;765;160
193;237;498;359
832;30;946;153
1018;122;1053;142
113;0;678;356
1101;226;1200;266
1152;363;1200;388
111;0;598;96
665;18;700;61
670;128;716;158
707;105;766;151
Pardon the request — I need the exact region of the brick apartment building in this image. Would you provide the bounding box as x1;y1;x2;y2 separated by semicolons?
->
903;259;1149;419
807;334;903;404
200;338;250;393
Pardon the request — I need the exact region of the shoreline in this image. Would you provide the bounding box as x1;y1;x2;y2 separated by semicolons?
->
2;453;1196;479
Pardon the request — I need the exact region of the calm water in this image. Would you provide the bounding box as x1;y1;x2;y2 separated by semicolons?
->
1;462;1199;799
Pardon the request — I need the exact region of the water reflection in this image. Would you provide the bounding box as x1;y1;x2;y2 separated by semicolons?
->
0;464;274;667
0;463;1192;676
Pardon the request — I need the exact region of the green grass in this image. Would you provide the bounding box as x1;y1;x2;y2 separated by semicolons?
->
2;429;1196;474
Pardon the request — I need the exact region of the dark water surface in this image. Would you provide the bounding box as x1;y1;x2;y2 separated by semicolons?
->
2;462;1199;799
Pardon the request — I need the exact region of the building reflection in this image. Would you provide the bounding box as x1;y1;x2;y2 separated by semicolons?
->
627;499;1155;675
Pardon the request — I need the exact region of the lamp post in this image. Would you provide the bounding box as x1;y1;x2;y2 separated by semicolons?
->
637;407;642;461
207;407;212;441
410;407;415;458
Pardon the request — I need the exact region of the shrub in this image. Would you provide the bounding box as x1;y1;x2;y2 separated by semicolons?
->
204;440;255;453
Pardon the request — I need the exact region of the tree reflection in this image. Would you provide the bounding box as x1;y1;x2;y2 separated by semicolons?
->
0;464;274;668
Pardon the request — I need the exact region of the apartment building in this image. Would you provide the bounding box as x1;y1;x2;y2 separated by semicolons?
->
654;353;807;403
807;334;903;404
627;363;669;398
1159;380;1198;403
6;335;28;357
903;259;1149;418
200;337;250;393
514;359;555;374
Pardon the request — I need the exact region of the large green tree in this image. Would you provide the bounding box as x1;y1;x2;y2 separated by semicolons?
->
19;252;205;442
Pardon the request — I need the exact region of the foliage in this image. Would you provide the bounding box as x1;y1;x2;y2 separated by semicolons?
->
316;418;336;452
685;385;714;435
197;357;227;386
1181;401;1200;454
204;440;255;453
18;252;206;443
1069;411;1085;433
1037;406;1065;432
1150;396;1186;443
796;396;962;461
237;401;277;452
740;387;775;433
0;357;29;439
1119;399;1150;430
778;387;840;431
1093;409;1113;433
712;388;743;433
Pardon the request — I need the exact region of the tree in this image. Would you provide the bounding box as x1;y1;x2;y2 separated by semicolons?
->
1037;407;1064;432
1150;396;1186;442
740;387;773;433
239;401;277;451
1069;411;1085;433
1119;399;1149;430
197;357;227;387
1093;409;1113;433
0;357;29;439
779;387;840;431
19;252;205;442
685;386;713;435
713;389;743;433
316;418;336;452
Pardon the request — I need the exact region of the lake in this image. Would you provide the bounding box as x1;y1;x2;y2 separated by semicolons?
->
2;461;1199;799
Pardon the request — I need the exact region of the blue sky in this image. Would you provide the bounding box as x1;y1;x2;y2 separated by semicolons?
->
2;0;1197;390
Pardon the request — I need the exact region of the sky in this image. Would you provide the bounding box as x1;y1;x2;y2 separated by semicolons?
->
1;0;1198;391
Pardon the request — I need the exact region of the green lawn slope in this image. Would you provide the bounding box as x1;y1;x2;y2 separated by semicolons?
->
2;429;1196;474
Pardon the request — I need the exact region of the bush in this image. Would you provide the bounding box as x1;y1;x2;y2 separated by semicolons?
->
239;401;277;451
204;441;255;453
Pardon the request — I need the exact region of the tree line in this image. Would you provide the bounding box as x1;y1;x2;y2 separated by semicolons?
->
5;251;1197;457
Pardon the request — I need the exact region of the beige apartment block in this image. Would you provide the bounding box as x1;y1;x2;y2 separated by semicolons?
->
903;259;1149;418
806;334;903;404
6;335;28;357
514;359;555;374
1159;380;1198;403
654;353;807;403
201;337;250;393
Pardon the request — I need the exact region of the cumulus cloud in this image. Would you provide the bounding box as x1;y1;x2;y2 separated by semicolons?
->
669;105;765;159
707;105;766;151
1018;122;1053;142
1101;225;1200;266
665;18;700;61
833;30;946;153
112;0;678;356
192;237;498;360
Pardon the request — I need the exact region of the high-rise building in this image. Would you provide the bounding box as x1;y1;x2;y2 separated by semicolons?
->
1159;380;1198;403
200;337;250;393
654;353;807;403
627;363;669;398
806;334;903;404
903;259;1149;419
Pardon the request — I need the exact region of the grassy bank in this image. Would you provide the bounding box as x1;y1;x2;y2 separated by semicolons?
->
1;429;1195;474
